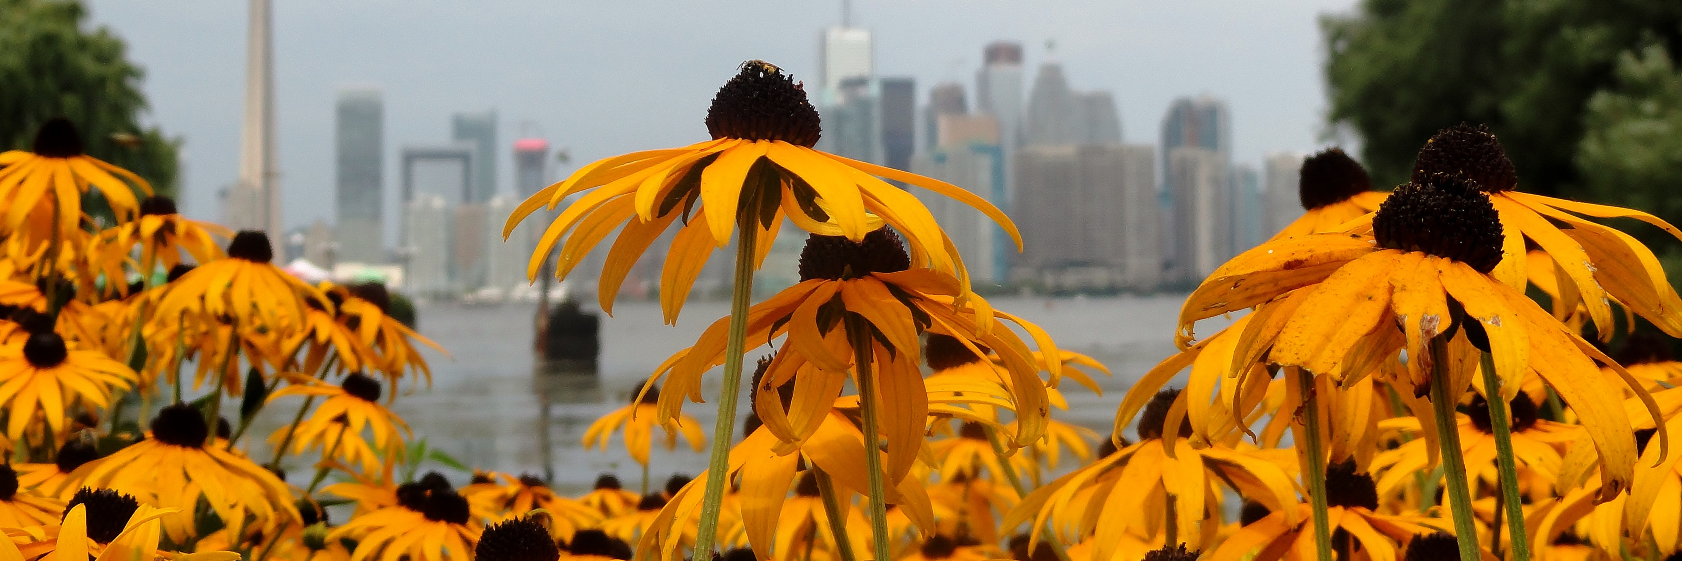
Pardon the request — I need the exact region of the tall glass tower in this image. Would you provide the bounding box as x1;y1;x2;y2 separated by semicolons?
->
335;88;383;263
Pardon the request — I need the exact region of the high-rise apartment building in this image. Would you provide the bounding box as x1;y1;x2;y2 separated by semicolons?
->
335;88;383;263
1072;92;1123;146
923;82;967;151
819;27;872;96
482;194;529;292
452;111;497;203
878;77;915;173
513;138;550;199
1264;152;1307;237
816;77;881;164
1160;96;1232;283
1232;163;1264;253
1167;147;1231;282
1160;96;1231;180
1012;144;1158;291
403;194;450;295
911;114;1005;284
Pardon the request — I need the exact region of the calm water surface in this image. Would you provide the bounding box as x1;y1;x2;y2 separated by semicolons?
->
257;294;1227;493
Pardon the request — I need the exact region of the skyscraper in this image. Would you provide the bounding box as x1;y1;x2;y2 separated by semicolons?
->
911;115;1004;284
1167;147;1231;282
510;137;551;276
819;27;872;95
1011;144;1157;291
1160;96;1232;283
816;77;881;164
976;42;1024;204
403;194;450;295
452;111;497;203
1024;62;1074;147
1160;96;1232;181
232;0;279;234
1264;151;1307;236
878;76;915;172
923;82;967;151
335;88;383;263
400;145;474;205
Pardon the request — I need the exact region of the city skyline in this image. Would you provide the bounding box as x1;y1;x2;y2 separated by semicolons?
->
82;0;1358;232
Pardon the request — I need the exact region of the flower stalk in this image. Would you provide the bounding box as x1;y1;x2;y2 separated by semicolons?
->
689;218;758;561
1293;367;1333;561
1429;336;1481;561
812;466;858;561
846;314;893;561
1481;350;1531;561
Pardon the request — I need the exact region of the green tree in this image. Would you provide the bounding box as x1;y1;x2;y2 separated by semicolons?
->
1577;44;1682;250
1321;0;1682;199
0;0;179;197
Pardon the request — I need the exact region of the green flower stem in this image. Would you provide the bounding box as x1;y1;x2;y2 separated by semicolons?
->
1429;336;1481;561
1294;367;1333;561
690;222;758;561
812;466;858;561
846;315;893;561
1481;350;1531;561
205;323;239;445
266;353;339;468
984;428;1074;561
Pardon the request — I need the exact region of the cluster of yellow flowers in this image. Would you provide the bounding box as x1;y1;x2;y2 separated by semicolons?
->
5;56;1682;561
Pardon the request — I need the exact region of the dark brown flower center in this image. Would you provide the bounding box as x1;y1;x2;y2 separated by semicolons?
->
396;474;469;524
0;465;16;500
636;493;667;511
794;471;821;497
798;228;911;281
1324;459;1380;510
926;334;988;371
1142;544;1200;561
1412;123;1517;193
705;60;822;147
593;474;622;491
1468;392;1540;434
565;529;630;560
55;440;100;474
33;118;84;158
476;516;561;561
1373;173;1505;274
346;282;393;315
65;488;140;544
959;421;989;441
151;403;209;447
1298;148;1373;211
1617;332;1675;366
664;474;691;497
1403;532;1461;561
920;535;959;559
340;372;382;402
632;380;660;405
23;332;68;368
1137;389;1191;441
140;196;178;217
227;230;276;263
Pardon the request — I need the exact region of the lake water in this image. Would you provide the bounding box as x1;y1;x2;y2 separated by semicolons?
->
258;294;1224;494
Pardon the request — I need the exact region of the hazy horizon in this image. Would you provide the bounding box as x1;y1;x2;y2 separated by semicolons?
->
83;0;1358;238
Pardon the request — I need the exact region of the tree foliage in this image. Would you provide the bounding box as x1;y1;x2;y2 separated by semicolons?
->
1321;0;1682;200
0;0;179;197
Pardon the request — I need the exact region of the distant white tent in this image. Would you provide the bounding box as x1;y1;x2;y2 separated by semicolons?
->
283;258;331;284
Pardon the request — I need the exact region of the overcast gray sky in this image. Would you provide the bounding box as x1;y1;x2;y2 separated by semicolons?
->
83;0;1358;232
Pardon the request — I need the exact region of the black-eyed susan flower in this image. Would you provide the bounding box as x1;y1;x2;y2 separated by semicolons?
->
16;440;101;498
267;372;409;466
326;473;481;561
1005;390;1301;557
582;382;704;470
287;284;380;377
1177;173;1663;497
503;60;1019;323
1372;392;1578;502
1210;461;1451;560
0;464;61;527
337;282;441;390
1272;148;1388;240
579;475;640;518
0;330;133;443
475;515;561;561
88;195;227;292
153;230;327;337
0;118;150;244
8;489;196;561
1412;124;1682;341
461;473;600;542
654;230;1058;476
564;529;633;561
64;403;297;542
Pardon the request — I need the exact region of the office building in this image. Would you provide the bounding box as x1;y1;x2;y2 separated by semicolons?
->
513;138;551;199
1024;63;1074;147
401;144;475;205
1167;147;1231;282
403;195;451;295
816;77;881;164
879;77;916;172
923;82;967;151
819;27;872;95
1160;96;1232;182
335;88;383;263
976;42;1024;203
452;203;489;290
1264;152;1306;237
452;111;497;203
